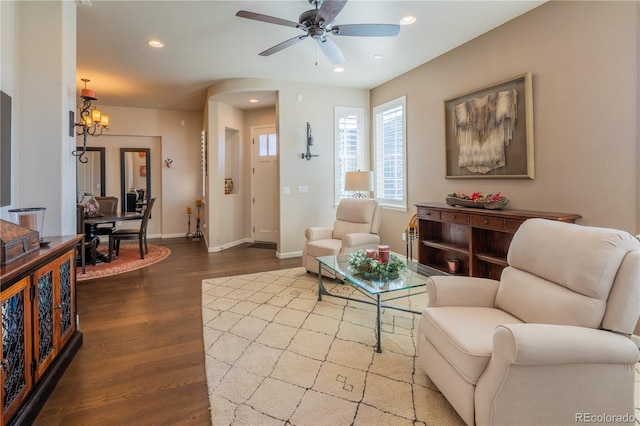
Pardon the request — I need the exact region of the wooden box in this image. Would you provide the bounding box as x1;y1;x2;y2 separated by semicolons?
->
1;219;40;265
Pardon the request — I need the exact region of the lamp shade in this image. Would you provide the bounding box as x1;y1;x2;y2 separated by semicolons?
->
345;171;374;192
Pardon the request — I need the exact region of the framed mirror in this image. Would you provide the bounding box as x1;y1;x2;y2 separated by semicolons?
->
76;147;105;201
120;148;151;213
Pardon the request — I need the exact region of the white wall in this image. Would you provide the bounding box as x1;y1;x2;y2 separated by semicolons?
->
371;0;640;255
84;105;203;238
1;1;77;237
0;0;17;217
206;101;247;250
206;79;370;257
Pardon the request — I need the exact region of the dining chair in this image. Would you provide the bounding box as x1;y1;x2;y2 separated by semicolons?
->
76;204;97;273
94;196;119;235
107;198;155;261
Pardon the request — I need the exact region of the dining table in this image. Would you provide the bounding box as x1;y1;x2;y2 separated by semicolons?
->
84;211;143;263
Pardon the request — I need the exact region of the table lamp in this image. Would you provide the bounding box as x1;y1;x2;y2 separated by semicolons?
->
345;171;374;198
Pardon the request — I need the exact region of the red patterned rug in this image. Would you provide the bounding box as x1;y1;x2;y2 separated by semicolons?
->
76;243;171;282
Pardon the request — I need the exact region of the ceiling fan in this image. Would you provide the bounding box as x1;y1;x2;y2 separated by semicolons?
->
236;0;400;65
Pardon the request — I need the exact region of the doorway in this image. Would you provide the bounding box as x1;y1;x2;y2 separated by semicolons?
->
251;125;278;243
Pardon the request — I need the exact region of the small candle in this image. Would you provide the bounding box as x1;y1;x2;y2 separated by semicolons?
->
187;207;191;214
365;249;375;259
195;213;200;219
195;199;202;206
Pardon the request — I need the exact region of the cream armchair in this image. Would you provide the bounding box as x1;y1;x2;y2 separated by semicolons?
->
302;198;382;275
417;219;640;426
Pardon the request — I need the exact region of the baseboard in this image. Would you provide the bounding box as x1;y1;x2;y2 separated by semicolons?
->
159;233;191;239
277;250;302;259
207;238;252;252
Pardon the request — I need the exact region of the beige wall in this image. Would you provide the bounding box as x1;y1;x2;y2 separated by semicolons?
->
371;1;639;256
1;1;78;236
206;79;370;257
85;105;203;238
206;100;247;250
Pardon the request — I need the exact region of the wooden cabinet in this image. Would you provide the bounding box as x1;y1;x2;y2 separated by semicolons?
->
1;236;82;426
415;203;581;280
1;277;33;424
32;250;75;381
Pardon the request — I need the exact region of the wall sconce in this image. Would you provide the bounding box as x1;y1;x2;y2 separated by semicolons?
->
164;158;174;168
71;78;109;163
301;122;319;161
345;170;374;198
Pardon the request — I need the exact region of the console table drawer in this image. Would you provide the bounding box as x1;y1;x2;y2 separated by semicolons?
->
441;211;469;225
471;216;506;230
417;207;440;221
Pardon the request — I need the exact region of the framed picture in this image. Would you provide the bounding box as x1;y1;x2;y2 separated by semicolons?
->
140;165;147;177
444;72;534;179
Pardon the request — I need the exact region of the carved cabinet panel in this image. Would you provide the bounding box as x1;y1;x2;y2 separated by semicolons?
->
32;250;75;381
1;277;33;423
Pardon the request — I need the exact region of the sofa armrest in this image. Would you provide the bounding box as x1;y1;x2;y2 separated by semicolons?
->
427;276;499;307
475;324;639;425
494;323;640;365
305;227;333;242
341;232;380;250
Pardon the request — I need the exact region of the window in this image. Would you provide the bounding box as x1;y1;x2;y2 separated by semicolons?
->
335;107;364;203
258;132;277;157
374;95;406;210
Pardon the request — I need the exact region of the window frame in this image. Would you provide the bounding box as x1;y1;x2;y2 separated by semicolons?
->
373;95;407;211
334;106;365;204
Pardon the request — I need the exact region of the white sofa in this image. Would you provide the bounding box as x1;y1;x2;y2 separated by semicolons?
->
417;218;640;425
302;198;382;276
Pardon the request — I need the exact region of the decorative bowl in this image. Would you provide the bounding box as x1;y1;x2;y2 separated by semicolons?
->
446;196;509;210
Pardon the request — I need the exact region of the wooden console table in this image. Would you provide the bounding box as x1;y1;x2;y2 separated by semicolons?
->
415;203;581;280
1;235;83;426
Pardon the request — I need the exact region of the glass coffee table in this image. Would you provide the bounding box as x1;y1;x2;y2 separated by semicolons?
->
316;253;429;353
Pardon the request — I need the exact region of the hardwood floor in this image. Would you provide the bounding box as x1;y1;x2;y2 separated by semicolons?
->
33;238;300;425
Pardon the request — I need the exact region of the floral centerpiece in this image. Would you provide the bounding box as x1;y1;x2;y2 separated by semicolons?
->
348;249;407;280
446;190;509;210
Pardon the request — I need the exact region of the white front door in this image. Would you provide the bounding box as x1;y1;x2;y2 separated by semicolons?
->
252;125;278;243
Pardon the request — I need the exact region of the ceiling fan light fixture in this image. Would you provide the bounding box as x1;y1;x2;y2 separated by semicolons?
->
147;39;164;48
237;0;399;65
400;16;416;25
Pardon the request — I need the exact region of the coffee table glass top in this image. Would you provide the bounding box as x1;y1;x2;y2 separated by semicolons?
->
316;253;428;294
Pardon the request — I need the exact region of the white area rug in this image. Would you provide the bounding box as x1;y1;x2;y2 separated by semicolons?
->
202;267;640;425
202;267;464;425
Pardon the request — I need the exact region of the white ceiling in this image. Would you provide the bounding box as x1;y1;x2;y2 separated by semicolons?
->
76;0;545;112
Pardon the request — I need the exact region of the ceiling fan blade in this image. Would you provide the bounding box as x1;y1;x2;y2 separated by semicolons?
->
332;24;400;37
259;35;308;57
316;0;348;24
317;37;345;65
236;10;300;29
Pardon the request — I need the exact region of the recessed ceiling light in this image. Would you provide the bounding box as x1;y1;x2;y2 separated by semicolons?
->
147;40;164;48
400;16;416;25
373;55;383;60
333;67;345;73
249;99;259;103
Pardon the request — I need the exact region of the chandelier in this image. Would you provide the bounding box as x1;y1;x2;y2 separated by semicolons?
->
72;78;109;163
